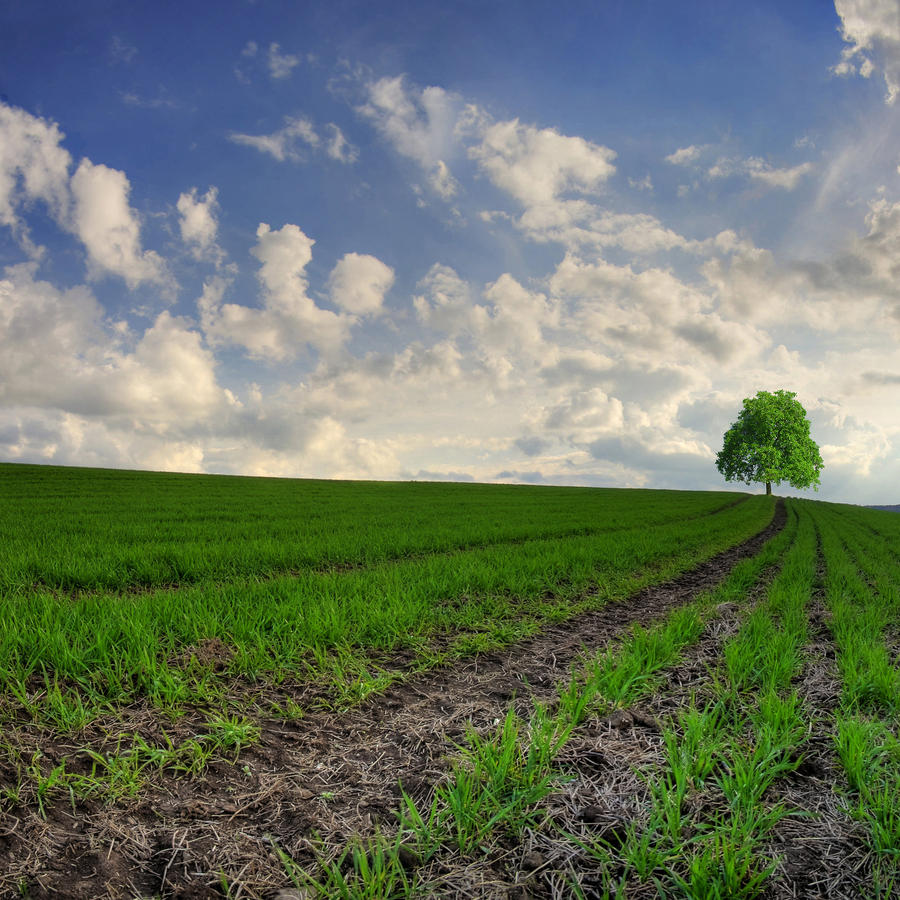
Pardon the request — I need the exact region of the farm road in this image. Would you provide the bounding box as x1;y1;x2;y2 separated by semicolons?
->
4;501;786;899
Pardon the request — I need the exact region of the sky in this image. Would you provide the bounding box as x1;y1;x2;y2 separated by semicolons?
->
1;0;899;503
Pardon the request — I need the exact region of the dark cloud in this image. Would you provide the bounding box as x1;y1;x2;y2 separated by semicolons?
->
673;321;739;363
587;435;718;489
862;371;900;386
515;436;551;456
677;395;737;436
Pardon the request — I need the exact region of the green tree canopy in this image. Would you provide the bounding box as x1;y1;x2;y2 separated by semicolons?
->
716;390;823;495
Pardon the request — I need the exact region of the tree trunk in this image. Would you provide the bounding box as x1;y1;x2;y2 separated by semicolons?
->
766;481;772;495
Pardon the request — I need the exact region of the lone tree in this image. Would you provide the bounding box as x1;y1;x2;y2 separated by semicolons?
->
716;389;823;496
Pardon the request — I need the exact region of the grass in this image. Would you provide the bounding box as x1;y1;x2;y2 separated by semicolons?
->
285;496;797;896
0;466;773;732
808;499;900;889
4;463;900;897
0;462;745;594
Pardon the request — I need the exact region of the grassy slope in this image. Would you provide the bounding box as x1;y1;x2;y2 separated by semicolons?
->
0;462;745;592
0;462;771;727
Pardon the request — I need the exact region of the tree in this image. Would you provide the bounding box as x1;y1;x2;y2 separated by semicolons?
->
716;390;823;495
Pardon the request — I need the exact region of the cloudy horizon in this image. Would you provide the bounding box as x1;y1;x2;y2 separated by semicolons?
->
1;1;899;504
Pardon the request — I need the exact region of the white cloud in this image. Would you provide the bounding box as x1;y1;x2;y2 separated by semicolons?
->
0;263;224;423
6;71;900;501
229;116;319;161
629;174;653;191
109;36;137;65
120;90;179;110
429;159;460;199
708;156;814;190
542;387;625;435
356;74;619;232
268;42;300;79
414;263;476;334
360;76;460;166
328;252;395;316
749;161;815;189
664;144;706;165
550;253;771;366
230;116;357;164
470;118;616;208
358;76;465;198
69;159;168;287
0;102;72;238
665;142;813;192
324;124;359;163
834;0;900;103
176;186;221;261
701;194;900;332
0;102;169;287
478;273;559;363
200;222;352;359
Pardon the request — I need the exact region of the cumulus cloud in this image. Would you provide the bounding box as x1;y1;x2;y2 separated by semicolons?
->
5;69;900;500
414;263;477;335
0;263;224;422
541;387;625;435
429;159;460;199
415;264;557;369
701;194;900;330
359;76;461;166
586;433;715;487
470;119;616;208
69;159;168;288
862;370;900;385
0;102;170;287
629;174;653;192
550;253;770;365
467;119;627;248
358;76;466;198
515;435;552;457
477;274;559;362
664;142;814;193
0;102;72;237
176;186;222;261
200;222;352;359
356;75;631;248
328;252;395;316
834;0;900;102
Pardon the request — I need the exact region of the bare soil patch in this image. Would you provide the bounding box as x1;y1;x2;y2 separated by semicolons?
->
763;590;872;899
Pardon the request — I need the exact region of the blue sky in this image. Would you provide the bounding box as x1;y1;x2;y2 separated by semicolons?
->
1;0;899;502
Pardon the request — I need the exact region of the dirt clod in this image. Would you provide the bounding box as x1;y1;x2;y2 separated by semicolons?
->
607;709;633;729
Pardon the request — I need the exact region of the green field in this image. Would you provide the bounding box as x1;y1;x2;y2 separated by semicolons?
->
0;462;898;898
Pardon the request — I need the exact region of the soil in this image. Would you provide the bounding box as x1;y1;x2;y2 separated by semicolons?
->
763;585;873;900
0;501;788;899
